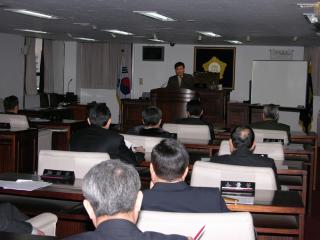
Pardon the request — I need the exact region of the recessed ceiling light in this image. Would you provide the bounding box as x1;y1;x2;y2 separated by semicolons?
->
74;37;96;41
16;29;48;34
297;3;316;8
197;31;221;38
148;38;165;43
303;13;319;23
102;29;134;35
225;40;243;44
133;11;175;21
4;9;58;19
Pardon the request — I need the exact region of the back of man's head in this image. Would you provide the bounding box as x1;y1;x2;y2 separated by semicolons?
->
151;139;189;181
186;99;203;117
142;106;162;127
263;104;279;121
82;160;141;217
231;126;255;149
4;95;19;113
87;102;111;127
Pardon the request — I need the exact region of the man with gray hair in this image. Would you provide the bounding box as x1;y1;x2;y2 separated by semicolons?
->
250;104;291;139
65;160;190;240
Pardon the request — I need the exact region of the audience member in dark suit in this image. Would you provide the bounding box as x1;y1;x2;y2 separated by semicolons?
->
175;99;215;140
211;125;279;189
127;106;176;138
250;104;291;140
3;95;19;114
142;139;228;213
0;203;43;235
70;102;144;166
166;62;194;90
65;160;189;240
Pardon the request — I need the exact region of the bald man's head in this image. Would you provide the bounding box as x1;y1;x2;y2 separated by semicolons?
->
230;126;255;150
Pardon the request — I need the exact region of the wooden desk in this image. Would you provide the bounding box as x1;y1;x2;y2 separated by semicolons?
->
0;173;87;237
29;119;87;151
227;190;305;240
20;107;72;121
0;173;305;240
0;129;38;173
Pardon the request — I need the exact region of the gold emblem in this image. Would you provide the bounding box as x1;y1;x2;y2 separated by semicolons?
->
202;57;227;79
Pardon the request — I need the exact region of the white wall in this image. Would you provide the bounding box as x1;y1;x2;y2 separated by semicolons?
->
132;44;318;131
0;33;25;108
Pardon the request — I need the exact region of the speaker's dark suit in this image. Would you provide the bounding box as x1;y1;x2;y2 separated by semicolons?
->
175;117;215;140
70;125;139;166
0;203;32;234
65;219;187;240
142;181;228;213
211;147;280;189
127;125;176;139
166;74;195;90
250;120;291;140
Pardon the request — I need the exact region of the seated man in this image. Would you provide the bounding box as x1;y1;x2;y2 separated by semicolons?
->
66;160;190;240
70;102;144;166
211;125;279;189
0;203;43;235
142;139;228;213
250;104;291;140
3;95;19;114
127;106;175;138
175;99;215;140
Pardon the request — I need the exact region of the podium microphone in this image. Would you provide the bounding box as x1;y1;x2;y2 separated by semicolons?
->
67;79;73;93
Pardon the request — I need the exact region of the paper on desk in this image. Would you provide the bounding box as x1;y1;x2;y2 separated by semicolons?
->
0;180;52;191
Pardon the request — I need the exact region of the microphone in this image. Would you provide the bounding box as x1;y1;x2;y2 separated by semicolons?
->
67;79;73;93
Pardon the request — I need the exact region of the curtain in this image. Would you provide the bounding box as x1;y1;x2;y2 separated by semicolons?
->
304;47;320;96
43;40;65;94
77;42;132;89
43;40;54;93
24;37;37;95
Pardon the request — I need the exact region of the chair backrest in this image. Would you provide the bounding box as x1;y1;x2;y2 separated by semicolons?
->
121;134;164;161
190;161;277;190
38;150;110;178
218;140;284;161
137;211;255;240
25;94;41;109
253;128;288;145
162;123;210;140
0;114;29;129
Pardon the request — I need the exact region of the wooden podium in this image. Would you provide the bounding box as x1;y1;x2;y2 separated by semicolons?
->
121;88;230;131
150;88;197;122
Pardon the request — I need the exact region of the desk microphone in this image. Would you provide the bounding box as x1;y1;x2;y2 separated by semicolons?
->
67;79;73;93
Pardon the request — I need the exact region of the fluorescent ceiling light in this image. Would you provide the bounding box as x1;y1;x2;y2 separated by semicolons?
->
16;29;48;34
103;29;133;35
297;3;316;8
303;13;319;23
74;37;96;41
148;38;165;43
225;40;243;44
4;9;58;19
133;11;175;21
197;31;221;38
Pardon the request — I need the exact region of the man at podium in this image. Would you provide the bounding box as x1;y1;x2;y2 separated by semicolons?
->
166;62;195;90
